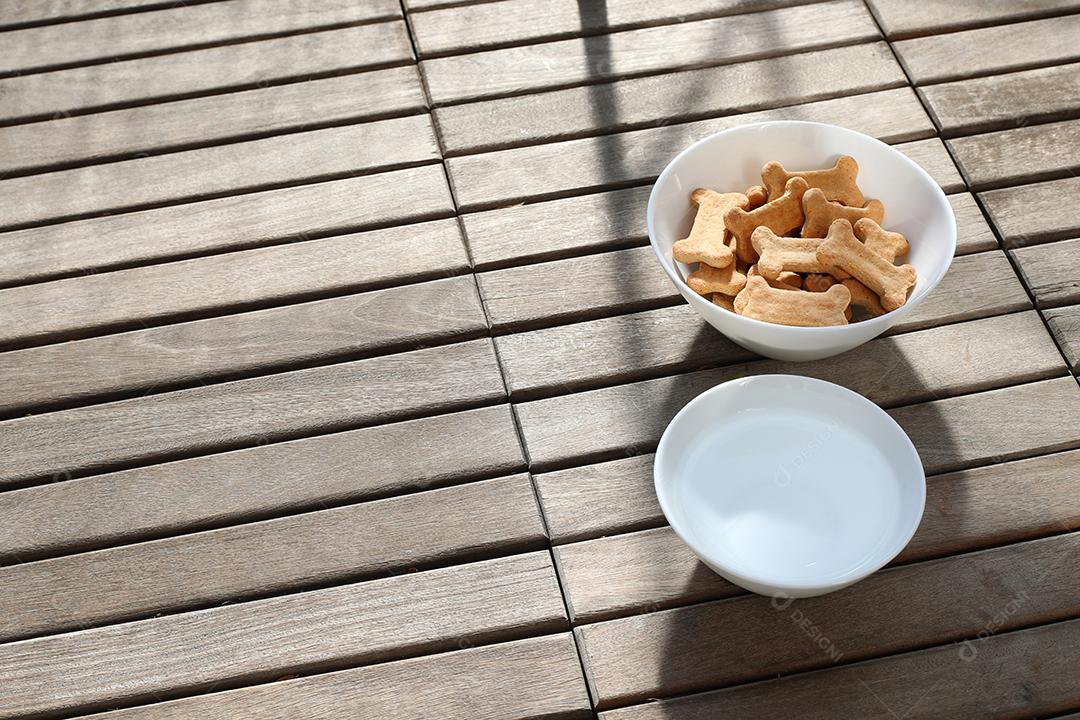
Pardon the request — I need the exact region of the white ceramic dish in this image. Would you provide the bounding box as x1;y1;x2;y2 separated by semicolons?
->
647;121;957;361
654;375;926;598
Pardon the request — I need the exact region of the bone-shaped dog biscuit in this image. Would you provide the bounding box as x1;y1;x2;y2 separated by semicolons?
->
841;278;886;317
712;292;736;312
745;185;769;209
687;259;747;297
751;226;850;280
672;189;747;267
734;275;850;326
747;263;802;290
725;177;808;257
854;218;909;262
761;155;864;206
816;219;917;312
801;188;884;238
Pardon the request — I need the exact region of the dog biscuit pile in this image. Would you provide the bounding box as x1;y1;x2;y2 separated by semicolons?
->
672;156;919;327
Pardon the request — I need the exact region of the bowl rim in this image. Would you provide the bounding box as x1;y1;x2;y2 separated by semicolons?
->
646;120;957;334
653;374;927;594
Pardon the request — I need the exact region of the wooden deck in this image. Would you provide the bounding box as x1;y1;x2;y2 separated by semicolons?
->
1;1;1079;718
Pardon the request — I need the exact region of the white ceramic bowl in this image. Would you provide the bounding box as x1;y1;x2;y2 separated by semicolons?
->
647;121;956;361
654;375;926;598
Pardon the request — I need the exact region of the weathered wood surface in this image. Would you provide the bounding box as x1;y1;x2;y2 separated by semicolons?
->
1049;304;1080;375
0;0;231;29
0;552;566;720
886;250;1031;335
1046;305;1080;371
0;164;454;287
536;454;662;545
499;298;1044;404
0;66;426;176
0;0;401;75
1013;238;1080;309
447;87;934;209
980;175;1080;248
463;186;994;272
948;118;1080;190
893;15;1080;85
0;22;413;124
0;276;485;415
422;1;879;103
0;475;546;641
0;339;505;487
866;0;1080;39
409;0;817;55
436;42;905;154
0;115;439;229
477;246;678;332
518;368;1078;473
84;634;591;720
0;405;524;563
921;62;1080;136
600;619;1080;719
497;305;753;399
556;447;1080;623
576;532;1080;709
0;218;468;349
3;3;1079;717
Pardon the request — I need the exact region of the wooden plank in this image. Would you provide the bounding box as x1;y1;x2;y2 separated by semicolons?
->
1046;304;1080;371
477;246;677;333
948;192;998;255
556;446;1080;623
0;0;401;75
464;186;993;272
0;474;546;641
0;217;468;349
517;353;1075;473
0;275;485;415
920;62;1080;136
447;87;934;210
575;532;1080;709
0;115;439;229
0;22;413;124
949;118;1080;191
421;1;880;104
497;305;755;399
886;250;1031;335
892;377;1080;474
464;185;651;270
0;338;506;487
499;273;1032;401
894;137;964;193
536;454;661;545
0;551;566;720
83;634;591;720
480;246;1027;342
0;0;229;29
1013;239;1080;309
411;0;817;55
600;619;1080;720
866;0;1080;39
436;42;906;154
0;164;453;288
980;176;1080;248
893;15;1080;85
0;66;426;177
0;405;524;563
